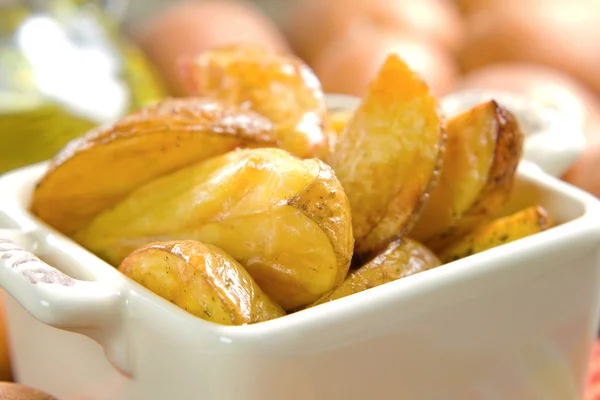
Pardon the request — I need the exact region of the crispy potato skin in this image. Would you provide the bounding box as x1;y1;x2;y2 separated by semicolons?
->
438;205;552;263
410;101;525;252
327;54;446;256
181;44;331;160
30;97;277;234
119;240;285;325
75;148;354;311
311;238;441;306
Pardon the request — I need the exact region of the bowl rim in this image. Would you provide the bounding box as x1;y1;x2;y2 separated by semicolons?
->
0;92;599;342
1;158;600;342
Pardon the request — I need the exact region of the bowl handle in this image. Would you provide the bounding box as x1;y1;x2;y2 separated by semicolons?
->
0;229;132;376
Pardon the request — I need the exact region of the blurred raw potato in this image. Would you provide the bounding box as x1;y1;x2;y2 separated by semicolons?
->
181;44;331;159
457;63;600;146
75;148;354;311
0;294;11;382
119;240;285;325
31;98;276;235
563;143;600;198
311;239;441;306
133;0;290;95
456;0;498;14
327;54;445;256
287;0;464;64
410;100;524;251
313;29;458;98
459;0;600;94
0;382;57;400
438;205;552;263
457;0;600;16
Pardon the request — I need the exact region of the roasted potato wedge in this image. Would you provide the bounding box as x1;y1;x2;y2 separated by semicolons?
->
31;97;277;234
327;54;446;256
181;43;331;159
438;205;552;263
410;100;524;252
311;238;441;306
119;240;285;325
75;147;354;311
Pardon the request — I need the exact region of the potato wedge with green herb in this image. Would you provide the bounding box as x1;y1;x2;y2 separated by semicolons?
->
410;100;524;252
311;239;441;306
31;97;277;235
327;54;446;256
181;43;331;160
75;147;354;311
119;240;285;325
438;205;552;263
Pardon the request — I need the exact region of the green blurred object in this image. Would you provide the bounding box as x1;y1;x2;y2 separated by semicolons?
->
0;0;166;174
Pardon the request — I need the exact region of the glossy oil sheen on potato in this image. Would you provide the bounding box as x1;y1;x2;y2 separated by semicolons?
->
75;147;354;311
438;205;552;263
119;240;285;325
327;54;445;256
410;100;524;252
311;238;441;306
30;97;277;235
181;43;332;160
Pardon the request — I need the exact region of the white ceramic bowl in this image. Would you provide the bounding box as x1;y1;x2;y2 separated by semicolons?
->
0;95;599;400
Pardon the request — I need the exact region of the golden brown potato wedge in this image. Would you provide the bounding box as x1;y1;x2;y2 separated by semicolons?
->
410;100;524;252
119;240;285;325
30;97;277;235
311;238;441;306
75;147;354;311
327;54;446;256
180;43;331;159
438;205;552;263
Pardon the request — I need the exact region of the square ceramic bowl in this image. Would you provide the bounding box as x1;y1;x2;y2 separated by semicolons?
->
0;95;599;400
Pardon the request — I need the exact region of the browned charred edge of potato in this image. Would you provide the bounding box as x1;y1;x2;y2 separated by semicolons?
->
423;102;524;253
74;147;354;311
327;54;446;256
310;238;441;306
288;160;355;295
438;205;552;263
410;100;524;244
180;43;331;160
119;240;286;325
30;97;277;235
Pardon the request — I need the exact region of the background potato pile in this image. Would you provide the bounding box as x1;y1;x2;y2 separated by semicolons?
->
132;0;600;199
30;42;552;326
